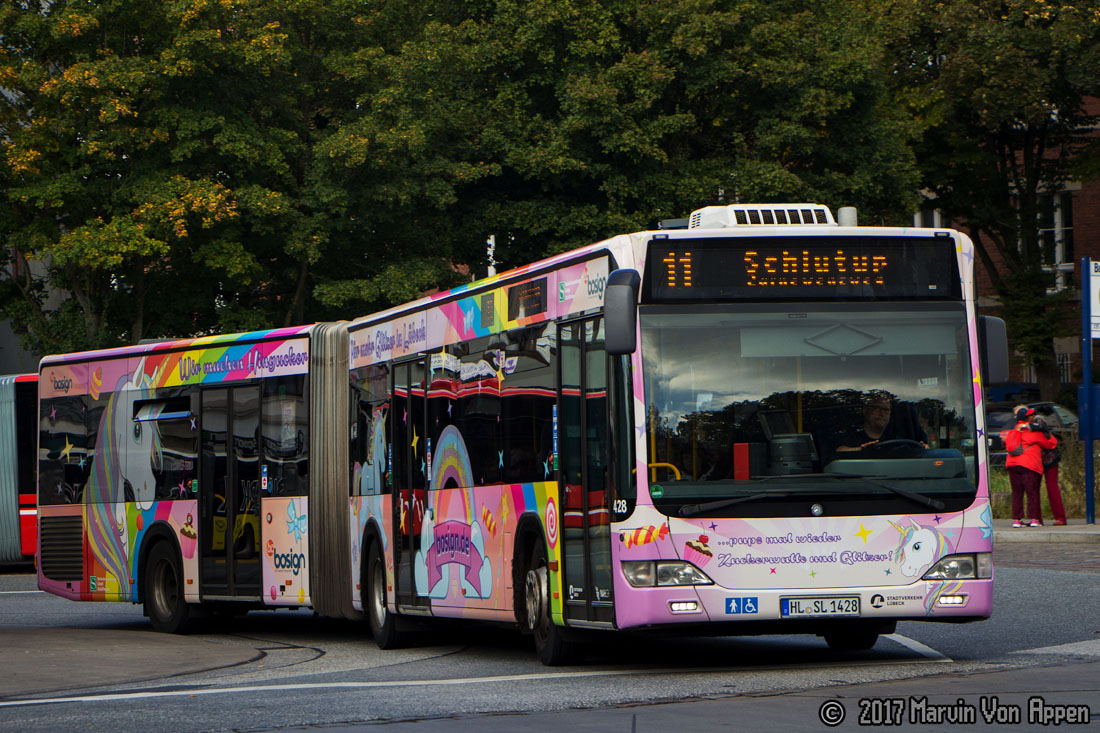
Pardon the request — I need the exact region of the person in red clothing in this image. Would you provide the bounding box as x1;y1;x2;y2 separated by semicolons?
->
1001;406;1058;527
1029;415;1068;525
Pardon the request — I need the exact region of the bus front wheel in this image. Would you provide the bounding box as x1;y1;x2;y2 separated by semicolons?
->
365;541;404;649
144;542;193;634
524;544;581;666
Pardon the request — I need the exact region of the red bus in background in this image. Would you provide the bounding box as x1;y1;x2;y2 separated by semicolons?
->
1;374;38;562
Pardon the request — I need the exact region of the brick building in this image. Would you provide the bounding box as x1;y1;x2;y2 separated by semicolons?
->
915;99;1100;399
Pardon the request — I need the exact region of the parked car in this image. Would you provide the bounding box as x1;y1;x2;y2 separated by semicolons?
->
985;401;1078;457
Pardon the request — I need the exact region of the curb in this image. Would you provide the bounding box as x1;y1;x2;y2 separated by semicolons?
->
992;526;1100;544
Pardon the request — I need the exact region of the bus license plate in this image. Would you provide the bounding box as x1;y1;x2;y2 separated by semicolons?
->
780;596;860;617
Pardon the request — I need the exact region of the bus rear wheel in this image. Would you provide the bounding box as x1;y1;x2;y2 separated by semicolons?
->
145;542;193;634
524;544;581;666
365;541;404;649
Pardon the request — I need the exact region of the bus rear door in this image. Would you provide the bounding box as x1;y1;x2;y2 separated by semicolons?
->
199;386;262;599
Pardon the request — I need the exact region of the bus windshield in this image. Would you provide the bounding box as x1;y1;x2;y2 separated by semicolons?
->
640;302;978;517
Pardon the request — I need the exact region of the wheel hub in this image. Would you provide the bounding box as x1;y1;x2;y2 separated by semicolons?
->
525;566;547;631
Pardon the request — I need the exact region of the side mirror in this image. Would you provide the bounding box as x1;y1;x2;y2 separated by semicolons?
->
604;269;640;355
978;315;1008;384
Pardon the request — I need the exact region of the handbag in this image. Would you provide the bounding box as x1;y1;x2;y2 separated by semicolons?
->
1042;447;1059;467
1004;429;1025;457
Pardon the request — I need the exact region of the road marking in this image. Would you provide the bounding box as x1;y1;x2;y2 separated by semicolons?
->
0;590;43;595
885;633;949;660
0;671;682;707
0;654;949;709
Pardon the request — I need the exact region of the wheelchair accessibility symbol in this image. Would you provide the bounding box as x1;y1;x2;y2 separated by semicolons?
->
725;596;759;614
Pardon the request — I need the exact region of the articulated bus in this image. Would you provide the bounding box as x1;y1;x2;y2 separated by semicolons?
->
2;374;38;563
37;203;1007;664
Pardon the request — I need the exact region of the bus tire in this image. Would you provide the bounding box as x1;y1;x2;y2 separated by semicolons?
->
525;543;582;666
144;542;193;634
824;630;879;651
365;541;403;649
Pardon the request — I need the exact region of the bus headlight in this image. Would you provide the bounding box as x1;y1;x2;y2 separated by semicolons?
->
922;552;992;580
622;561;714;587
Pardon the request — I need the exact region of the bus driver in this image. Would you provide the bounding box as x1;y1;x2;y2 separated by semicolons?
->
835;391;928;452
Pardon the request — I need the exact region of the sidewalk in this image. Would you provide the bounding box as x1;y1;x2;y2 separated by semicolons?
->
992;517;1100;544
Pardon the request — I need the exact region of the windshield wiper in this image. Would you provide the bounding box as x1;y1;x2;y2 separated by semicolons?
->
680;489;792;517
677;472;945;516
814;472;946;511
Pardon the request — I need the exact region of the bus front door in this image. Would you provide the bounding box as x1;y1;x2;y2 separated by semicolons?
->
199;386;262;600
559;317;614;625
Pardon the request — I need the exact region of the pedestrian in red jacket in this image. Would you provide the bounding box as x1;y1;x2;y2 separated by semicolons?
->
1001;406;1058;527
1030;416;1067;525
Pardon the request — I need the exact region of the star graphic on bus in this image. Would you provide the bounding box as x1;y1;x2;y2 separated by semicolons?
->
979;506;993;539
853;522;873;543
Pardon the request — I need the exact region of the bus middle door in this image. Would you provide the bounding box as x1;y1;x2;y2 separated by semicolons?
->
391;358;431;613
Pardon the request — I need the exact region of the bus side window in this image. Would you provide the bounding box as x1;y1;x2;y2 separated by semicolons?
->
351;364;390;496
261;375;309;497
39;395;87;506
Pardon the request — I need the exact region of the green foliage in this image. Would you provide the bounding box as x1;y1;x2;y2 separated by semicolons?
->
0;0;971;355
0;0;369;349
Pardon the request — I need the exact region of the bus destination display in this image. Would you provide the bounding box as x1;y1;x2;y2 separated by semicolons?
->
644;236;961;301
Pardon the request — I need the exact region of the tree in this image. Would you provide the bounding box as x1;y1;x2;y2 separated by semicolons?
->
0;0;370;352
890;0;1100;399
4;0;926;353
314;0;922;316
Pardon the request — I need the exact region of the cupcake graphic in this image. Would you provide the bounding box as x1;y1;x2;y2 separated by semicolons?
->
683;534;713;567
179;514;197;559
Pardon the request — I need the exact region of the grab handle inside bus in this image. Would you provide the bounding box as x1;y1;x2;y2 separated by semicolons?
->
605;268;640;355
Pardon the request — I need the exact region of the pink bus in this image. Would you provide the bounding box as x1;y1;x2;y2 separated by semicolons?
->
37;203;1007;664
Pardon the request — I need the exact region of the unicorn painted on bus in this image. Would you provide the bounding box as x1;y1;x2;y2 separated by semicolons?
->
83;359;162;598
892;518;952;578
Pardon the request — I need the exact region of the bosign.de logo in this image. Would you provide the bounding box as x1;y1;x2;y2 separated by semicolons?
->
273;551;307;576
585;273;607;298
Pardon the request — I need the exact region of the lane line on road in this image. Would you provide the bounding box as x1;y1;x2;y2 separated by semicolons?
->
885;633;949;660
0;653;952;709
0;590;43;595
